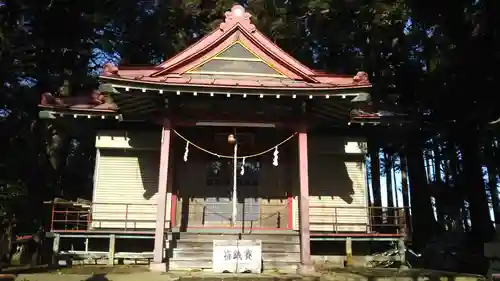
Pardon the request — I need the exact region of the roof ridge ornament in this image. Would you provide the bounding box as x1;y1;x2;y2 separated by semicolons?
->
353;71;369;84
102;62;119;76
219;5;256;33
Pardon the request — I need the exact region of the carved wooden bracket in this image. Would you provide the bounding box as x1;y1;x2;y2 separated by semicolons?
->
102;62;119;76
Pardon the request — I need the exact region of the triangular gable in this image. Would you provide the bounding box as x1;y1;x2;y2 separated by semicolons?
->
151;5;319;83
186;42;286;77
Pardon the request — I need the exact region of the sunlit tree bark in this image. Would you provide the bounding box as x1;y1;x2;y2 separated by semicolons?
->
459;127;495;242
369;139;382;229
406;133;437;249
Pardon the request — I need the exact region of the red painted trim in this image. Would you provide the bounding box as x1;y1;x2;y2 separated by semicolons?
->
310;233;404;237
287;195;293;230
298;132;312;264
50;204;55;232
170;193;177;228
171;119;293;128
51;229;403;236
51;230;156;235
51;226;291;234
152;116;302;130
181;226;287;230
171;120;303;132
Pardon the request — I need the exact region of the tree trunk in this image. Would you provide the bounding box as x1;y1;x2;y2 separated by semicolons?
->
369;140;382;229
0;219;13;268
433;144;445;226
444;137;469;233
400;154;412;237
444;152;451;185
384;150;395;228
384;151;395;208
405;133;437;249
485;135;500;224
425;150;433;183
393;164;399;207
458;126;495;242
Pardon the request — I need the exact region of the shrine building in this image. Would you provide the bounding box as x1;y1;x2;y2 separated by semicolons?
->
40;5;406;272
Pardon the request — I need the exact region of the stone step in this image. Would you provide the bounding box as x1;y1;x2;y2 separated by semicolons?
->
169;258;298;272
174;241;300;252
172;249;300;262
172;233;300;243
169;258;212;271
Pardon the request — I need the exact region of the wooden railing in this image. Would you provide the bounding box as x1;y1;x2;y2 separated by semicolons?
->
308;206;407;235
49;202;169;233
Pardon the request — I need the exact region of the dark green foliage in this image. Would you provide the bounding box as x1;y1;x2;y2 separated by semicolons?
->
0;0;499;273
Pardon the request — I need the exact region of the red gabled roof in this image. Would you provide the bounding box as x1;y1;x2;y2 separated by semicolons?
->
100;5;371;91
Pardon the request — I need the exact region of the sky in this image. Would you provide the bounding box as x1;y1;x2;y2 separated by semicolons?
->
366;155;405;209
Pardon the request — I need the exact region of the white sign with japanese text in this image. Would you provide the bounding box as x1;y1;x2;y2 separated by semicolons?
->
213;240;262;273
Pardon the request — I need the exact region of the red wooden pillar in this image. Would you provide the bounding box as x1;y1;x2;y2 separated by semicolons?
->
151;119;171;270
298;131;314;272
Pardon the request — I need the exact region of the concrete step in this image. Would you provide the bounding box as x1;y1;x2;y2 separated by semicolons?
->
172;249;300;262
169;258;298;272
174;241;300;252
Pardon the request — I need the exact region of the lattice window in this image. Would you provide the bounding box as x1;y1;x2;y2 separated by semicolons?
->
205;159;261;222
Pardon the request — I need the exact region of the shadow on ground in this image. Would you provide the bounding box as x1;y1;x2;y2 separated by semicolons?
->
84;273;110;281
2;265;148;275
319;267;487;281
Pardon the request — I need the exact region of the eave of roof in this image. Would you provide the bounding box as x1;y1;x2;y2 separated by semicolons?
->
99;74;372;92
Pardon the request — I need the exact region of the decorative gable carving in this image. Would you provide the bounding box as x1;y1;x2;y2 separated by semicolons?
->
187;42;285;77
219;5;256;33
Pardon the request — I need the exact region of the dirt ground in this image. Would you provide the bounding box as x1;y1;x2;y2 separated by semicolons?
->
8;265;487;281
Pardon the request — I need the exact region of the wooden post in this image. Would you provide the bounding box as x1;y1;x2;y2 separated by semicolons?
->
84;238;89;253
108;234;116;266
51;234;60;266
298;131;313;273
151;119;171;271
398;238;406;267
345;237;353;267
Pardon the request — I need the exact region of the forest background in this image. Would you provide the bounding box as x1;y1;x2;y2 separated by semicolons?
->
1;0;500;273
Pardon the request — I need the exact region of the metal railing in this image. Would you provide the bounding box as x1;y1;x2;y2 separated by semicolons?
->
50;202;169;233
50;201;406;235
308;206;407;235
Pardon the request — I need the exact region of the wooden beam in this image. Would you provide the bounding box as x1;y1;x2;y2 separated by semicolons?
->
151;119;172;272
297;130;314;273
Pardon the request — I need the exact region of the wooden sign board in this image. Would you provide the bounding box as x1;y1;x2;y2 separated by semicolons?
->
213;240;262;273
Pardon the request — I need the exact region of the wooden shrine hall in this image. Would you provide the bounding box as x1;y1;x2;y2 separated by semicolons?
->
40;5;407;272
